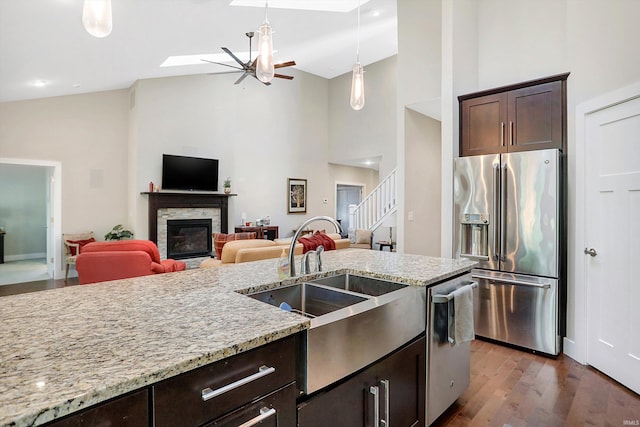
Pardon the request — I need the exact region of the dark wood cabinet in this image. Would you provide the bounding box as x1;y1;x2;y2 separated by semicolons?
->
460;92;508;156
45;390;148;427
459;73;568;157
204;383;297;427
153;334;297;427
297;335;425;427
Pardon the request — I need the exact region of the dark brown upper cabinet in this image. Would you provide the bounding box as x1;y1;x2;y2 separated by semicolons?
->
459;73;568;157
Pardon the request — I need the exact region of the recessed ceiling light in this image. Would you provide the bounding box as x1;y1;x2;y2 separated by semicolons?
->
72;83;81;88
30;80;49;88
229;0;371;13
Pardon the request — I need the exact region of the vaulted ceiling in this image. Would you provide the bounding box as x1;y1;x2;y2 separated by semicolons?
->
0;0;397;103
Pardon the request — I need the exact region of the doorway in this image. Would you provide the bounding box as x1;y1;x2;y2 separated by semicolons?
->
336;184;364;238
0;158;62;285
575;82;640;394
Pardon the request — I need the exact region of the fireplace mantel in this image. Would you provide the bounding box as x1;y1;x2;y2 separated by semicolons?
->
142;192;235;244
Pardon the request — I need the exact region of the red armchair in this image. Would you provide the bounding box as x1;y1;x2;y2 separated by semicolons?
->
76;240;186;285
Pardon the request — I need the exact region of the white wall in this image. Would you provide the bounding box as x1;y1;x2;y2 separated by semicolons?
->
397;0;442;253
403;109;441;256
0;164;47;258
328;56;397;178
0;90;130;239
129;70;364;239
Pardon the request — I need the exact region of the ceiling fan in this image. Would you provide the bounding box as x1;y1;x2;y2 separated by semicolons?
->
203;32;296;86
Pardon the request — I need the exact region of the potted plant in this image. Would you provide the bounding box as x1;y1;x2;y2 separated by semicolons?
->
223;177;231;194
104;224;134;241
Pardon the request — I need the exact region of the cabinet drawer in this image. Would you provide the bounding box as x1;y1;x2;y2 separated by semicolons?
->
153;335;297;427
204;383;297;427
45;389;148;427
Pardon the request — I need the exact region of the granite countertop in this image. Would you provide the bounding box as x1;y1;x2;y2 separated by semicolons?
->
0;249;476;426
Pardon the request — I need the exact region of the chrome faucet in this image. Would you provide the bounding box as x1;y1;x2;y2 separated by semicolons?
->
288;216;342;277
300;245;325;275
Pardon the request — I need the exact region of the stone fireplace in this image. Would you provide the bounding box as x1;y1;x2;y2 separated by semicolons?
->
144;192;232;268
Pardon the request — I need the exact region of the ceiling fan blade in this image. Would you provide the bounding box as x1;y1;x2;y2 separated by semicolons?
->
208;71;244;75
274;73;294;80
274;61;296;69
222;48;249;69
234;73;250;85
201;59;243;70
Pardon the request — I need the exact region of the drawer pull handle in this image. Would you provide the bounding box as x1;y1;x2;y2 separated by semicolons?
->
238;407;277;427
370;386;380;427
201;365;276;401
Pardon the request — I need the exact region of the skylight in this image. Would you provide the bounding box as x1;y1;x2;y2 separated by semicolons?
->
229;0;371;13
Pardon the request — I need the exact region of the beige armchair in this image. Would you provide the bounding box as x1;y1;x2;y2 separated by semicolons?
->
350;229;373;249
63;231;95;281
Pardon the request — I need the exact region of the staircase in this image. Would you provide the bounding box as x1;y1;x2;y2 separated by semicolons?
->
351;168;398;232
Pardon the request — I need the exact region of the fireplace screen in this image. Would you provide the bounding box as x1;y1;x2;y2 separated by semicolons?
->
167;219;212;259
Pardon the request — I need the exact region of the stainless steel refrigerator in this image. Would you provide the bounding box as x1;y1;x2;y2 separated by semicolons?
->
453;149;562;355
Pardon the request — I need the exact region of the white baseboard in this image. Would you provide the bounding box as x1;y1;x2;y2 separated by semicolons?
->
4;252;46;262
563;337;586;364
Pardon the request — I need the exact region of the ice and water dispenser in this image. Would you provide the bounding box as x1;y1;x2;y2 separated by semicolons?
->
459;213;489;259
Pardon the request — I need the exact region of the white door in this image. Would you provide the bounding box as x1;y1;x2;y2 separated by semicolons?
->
585;94;640;394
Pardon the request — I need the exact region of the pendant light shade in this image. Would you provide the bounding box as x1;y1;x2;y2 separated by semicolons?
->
350;0;365;110
256;1;275;83
256;22;274;83
82;0;112;38
350;63;365;110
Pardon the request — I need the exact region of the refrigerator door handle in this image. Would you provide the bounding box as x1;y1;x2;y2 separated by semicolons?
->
493;163;500;261
500;162;507;262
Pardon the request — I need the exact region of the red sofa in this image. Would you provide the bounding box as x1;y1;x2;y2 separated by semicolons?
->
76;240;186;285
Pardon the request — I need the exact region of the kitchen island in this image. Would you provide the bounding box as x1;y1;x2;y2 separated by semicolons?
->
0;249;475;426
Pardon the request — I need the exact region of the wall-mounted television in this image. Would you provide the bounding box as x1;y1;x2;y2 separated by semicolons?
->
162;154;219;192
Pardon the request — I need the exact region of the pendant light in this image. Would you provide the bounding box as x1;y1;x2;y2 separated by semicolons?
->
350;0;365;110
256;1;275;83
82;0;112;38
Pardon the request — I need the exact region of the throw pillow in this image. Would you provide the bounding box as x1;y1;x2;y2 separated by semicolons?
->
213;232;257;259
66;237;96;256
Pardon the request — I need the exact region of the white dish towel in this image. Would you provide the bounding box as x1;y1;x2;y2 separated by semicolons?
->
448;284;475;345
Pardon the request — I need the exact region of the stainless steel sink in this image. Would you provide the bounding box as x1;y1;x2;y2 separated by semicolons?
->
310;273;406;296
246;274;426;395
248;283;368;318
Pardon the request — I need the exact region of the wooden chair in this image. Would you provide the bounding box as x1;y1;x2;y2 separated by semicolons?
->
63;231;95;282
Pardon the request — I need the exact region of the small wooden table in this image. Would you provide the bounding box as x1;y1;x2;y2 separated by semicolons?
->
377;241;394;252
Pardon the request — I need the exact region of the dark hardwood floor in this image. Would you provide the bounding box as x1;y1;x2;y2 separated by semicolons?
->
433;339;640;427
0;276;78;297
3;278;639;426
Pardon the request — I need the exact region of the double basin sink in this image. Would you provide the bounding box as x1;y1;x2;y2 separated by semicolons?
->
246;273;426;394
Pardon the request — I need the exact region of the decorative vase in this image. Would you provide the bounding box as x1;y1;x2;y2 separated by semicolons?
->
224;187;231;194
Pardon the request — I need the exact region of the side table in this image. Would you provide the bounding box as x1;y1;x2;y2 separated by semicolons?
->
234;225;279;240
377;241;394;252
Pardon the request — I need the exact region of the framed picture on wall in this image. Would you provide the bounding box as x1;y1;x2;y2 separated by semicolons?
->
288;178;307;213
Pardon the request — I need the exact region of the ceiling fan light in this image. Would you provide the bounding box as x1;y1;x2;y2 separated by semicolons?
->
350;63;365;110
256;22;275;83
82;0;112;38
